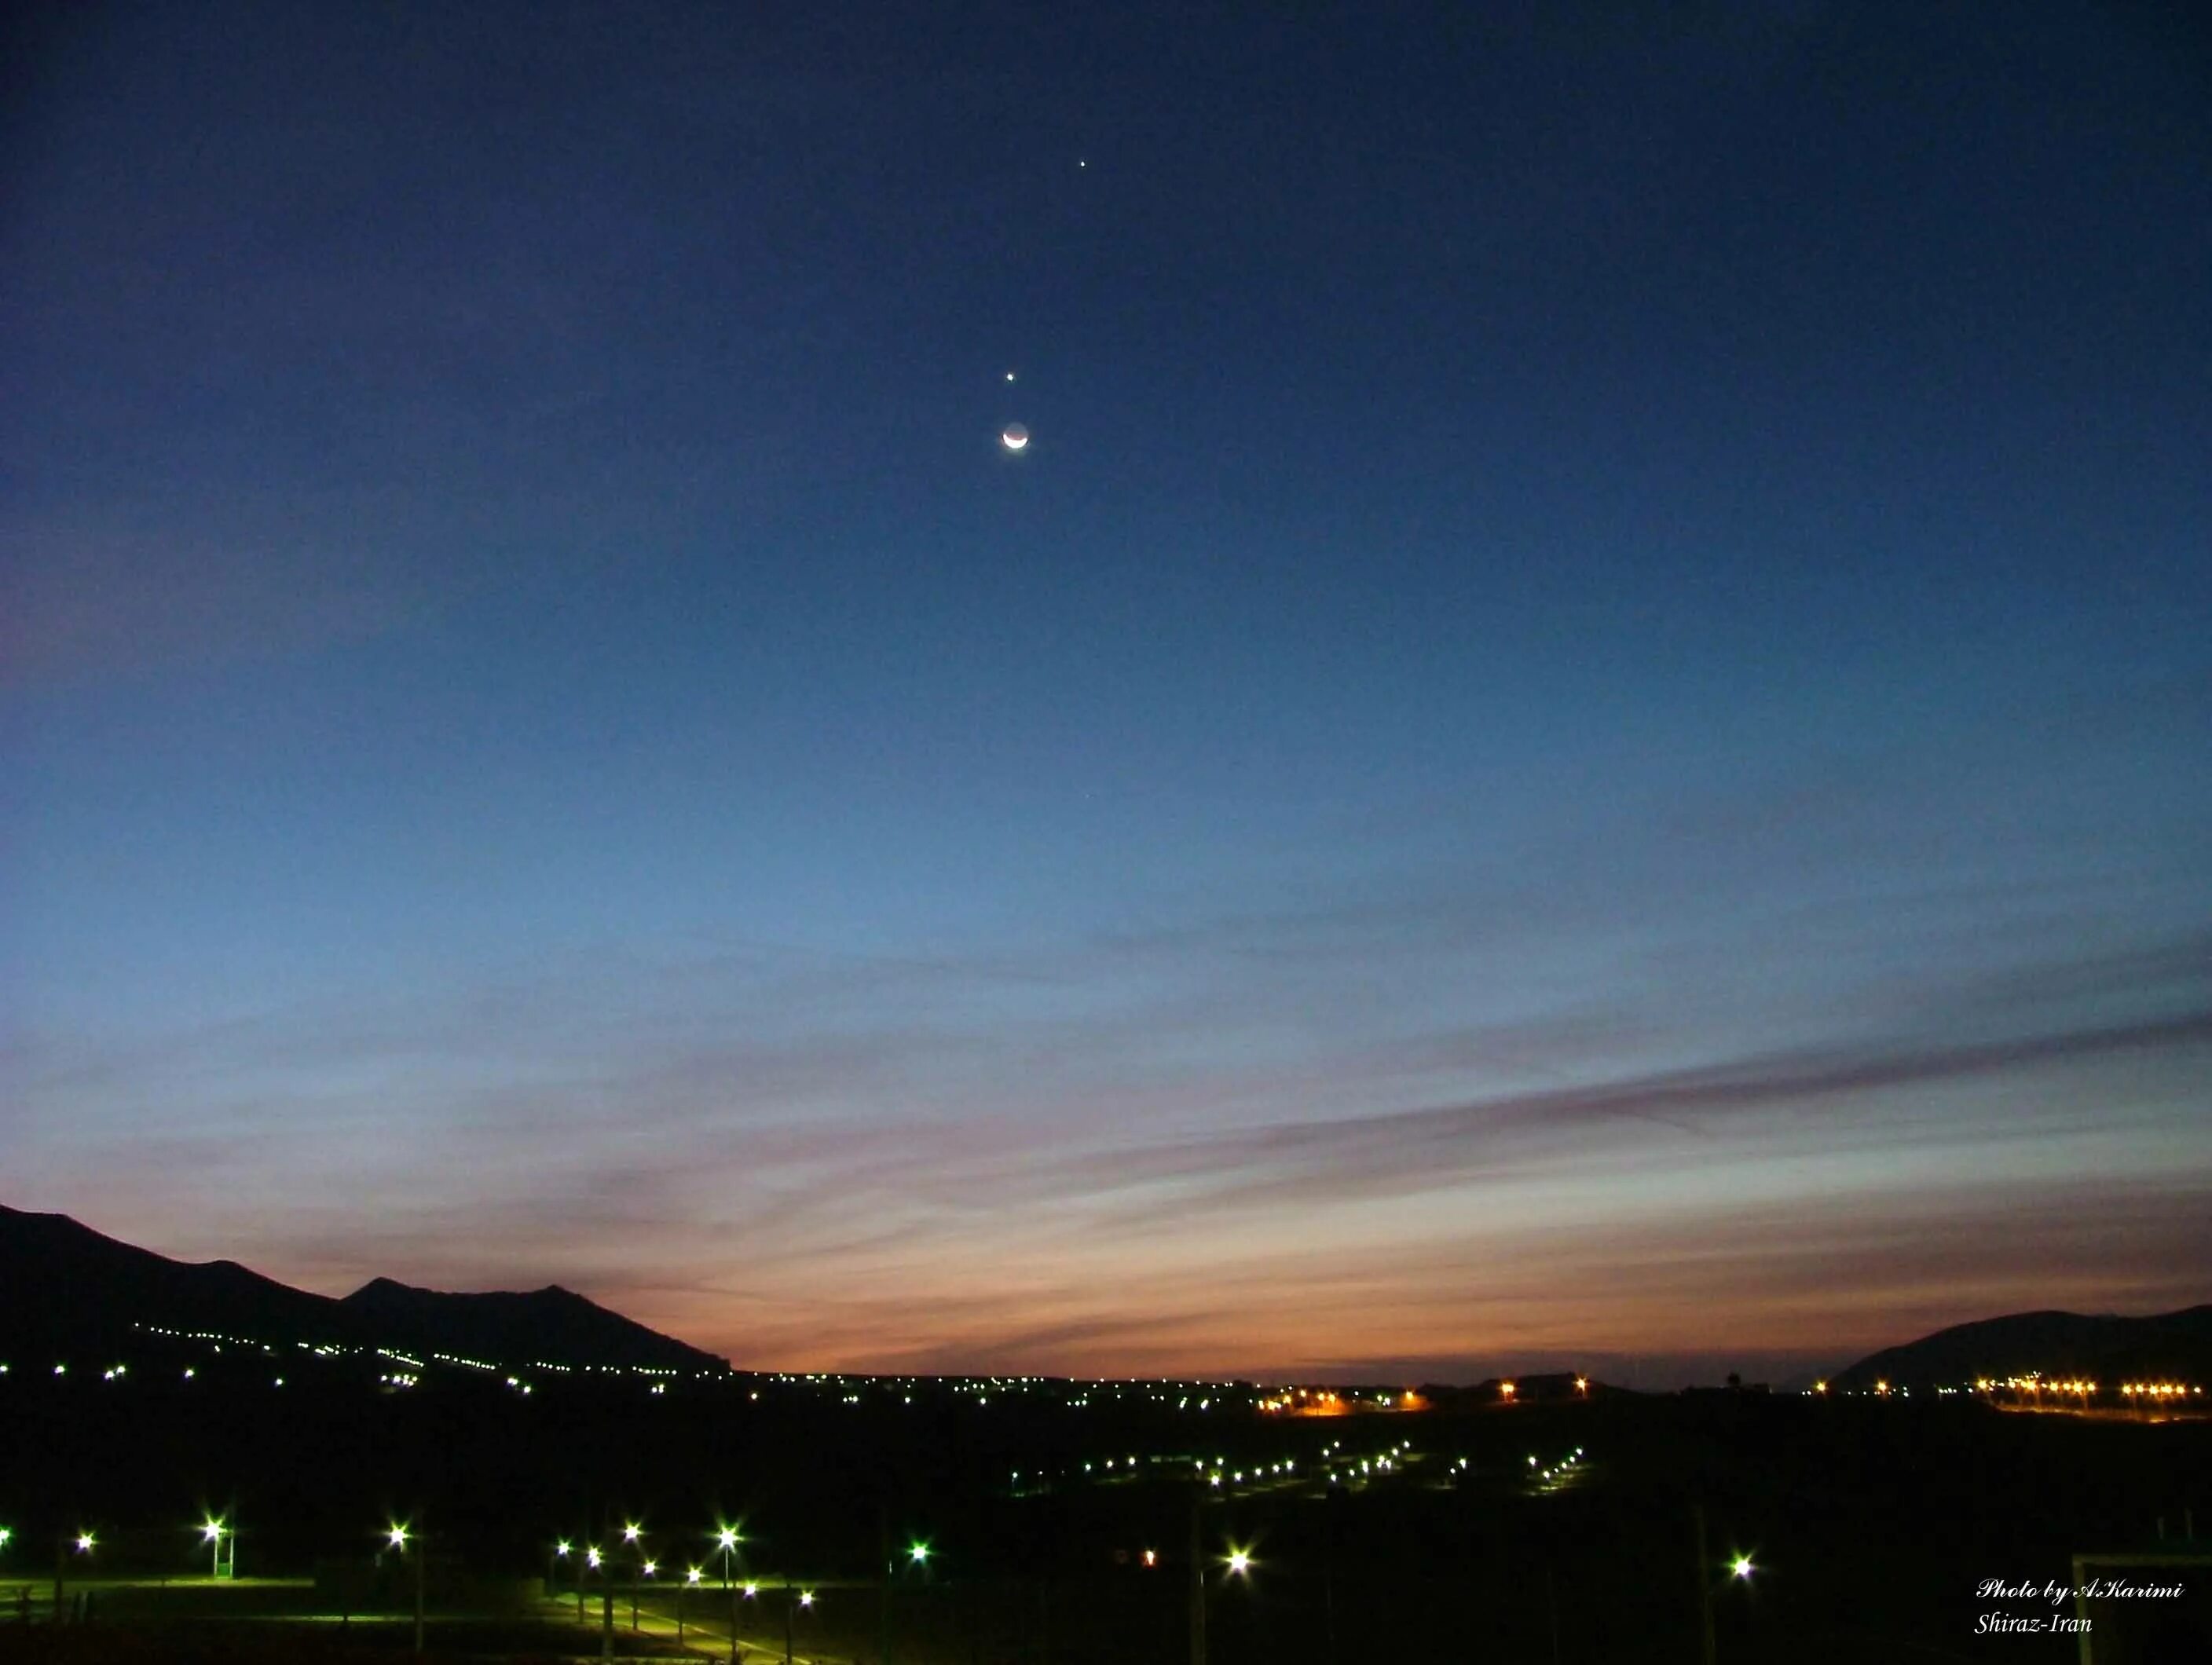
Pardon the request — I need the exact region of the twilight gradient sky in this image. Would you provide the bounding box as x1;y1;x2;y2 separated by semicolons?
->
4;2;2210;1385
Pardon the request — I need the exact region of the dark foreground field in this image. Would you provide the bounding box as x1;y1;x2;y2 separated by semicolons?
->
2;1367;2207;1663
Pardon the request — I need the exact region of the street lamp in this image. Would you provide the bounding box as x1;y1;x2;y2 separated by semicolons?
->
202;1517;233;1579
1730;1554;1755;1581
382;1523;425;1656
712;1530;744;1665
617;1528;647;1632
784;1586;815;1665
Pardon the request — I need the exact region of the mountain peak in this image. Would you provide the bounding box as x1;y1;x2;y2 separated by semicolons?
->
2;1202;727;1373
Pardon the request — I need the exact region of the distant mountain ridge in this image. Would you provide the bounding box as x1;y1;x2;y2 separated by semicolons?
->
0;1202;725;1372
1833;1306;2212;1390
339;1275;716;1369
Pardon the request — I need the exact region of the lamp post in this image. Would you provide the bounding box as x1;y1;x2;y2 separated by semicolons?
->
384;1524;425;1657
57;1530;93;1627
620;1525;645;1632
1694;1506;1759;1665
716;1527;742;1663
784;1584;814;1665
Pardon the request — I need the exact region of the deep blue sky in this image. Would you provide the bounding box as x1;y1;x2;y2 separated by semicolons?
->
5;2;2209;1382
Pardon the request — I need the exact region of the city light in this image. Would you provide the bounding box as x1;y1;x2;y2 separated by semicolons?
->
687;1567;702;1584
1226;1549;1252;1576
716;1526;740;1552
623;1523;642;1542
587;1548;602;1570
386;1525;408;1550
799;1590;815;1608
76;1533;96;1553
910;1541;931;1564
203;1519;225;1543
742;1583;759;1598
555;1540;570;1557
1730;1555;1755;1580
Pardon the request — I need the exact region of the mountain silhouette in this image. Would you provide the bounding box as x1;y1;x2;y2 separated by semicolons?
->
339;1275;719;1370
1833;1306;2212;1390
0;1202;723;1372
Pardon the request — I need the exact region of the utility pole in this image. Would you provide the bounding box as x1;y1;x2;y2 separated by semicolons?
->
1188;1491;1207;1665
1694;1505;1716;1665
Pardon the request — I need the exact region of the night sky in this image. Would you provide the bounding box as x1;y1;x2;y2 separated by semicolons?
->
5;2;2209;1385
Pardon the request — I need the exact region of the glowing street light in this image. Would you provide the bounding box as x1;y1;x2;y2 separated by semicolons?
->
1730;1554;1755;1580
75;1533;96;1554
781;1585;816;1665
910;1540;931;1565
1225;1549;1252;1577
203;1517;234;1579
386;1525;408;1550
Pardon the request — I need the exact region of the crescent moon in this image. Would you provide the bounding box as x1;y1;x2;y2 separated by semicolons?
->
1001;423;1030;452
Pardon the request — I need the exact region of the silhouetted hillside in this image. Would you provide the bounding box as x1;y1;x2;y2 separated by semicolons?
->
0;1202;724;1372
0;1202;345;1354
1834;1306;2212;1389
341;1275;721;1370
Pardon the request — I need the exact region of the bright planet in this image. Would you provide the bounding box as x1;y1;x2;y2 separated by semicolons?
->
1000;423;1029;452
